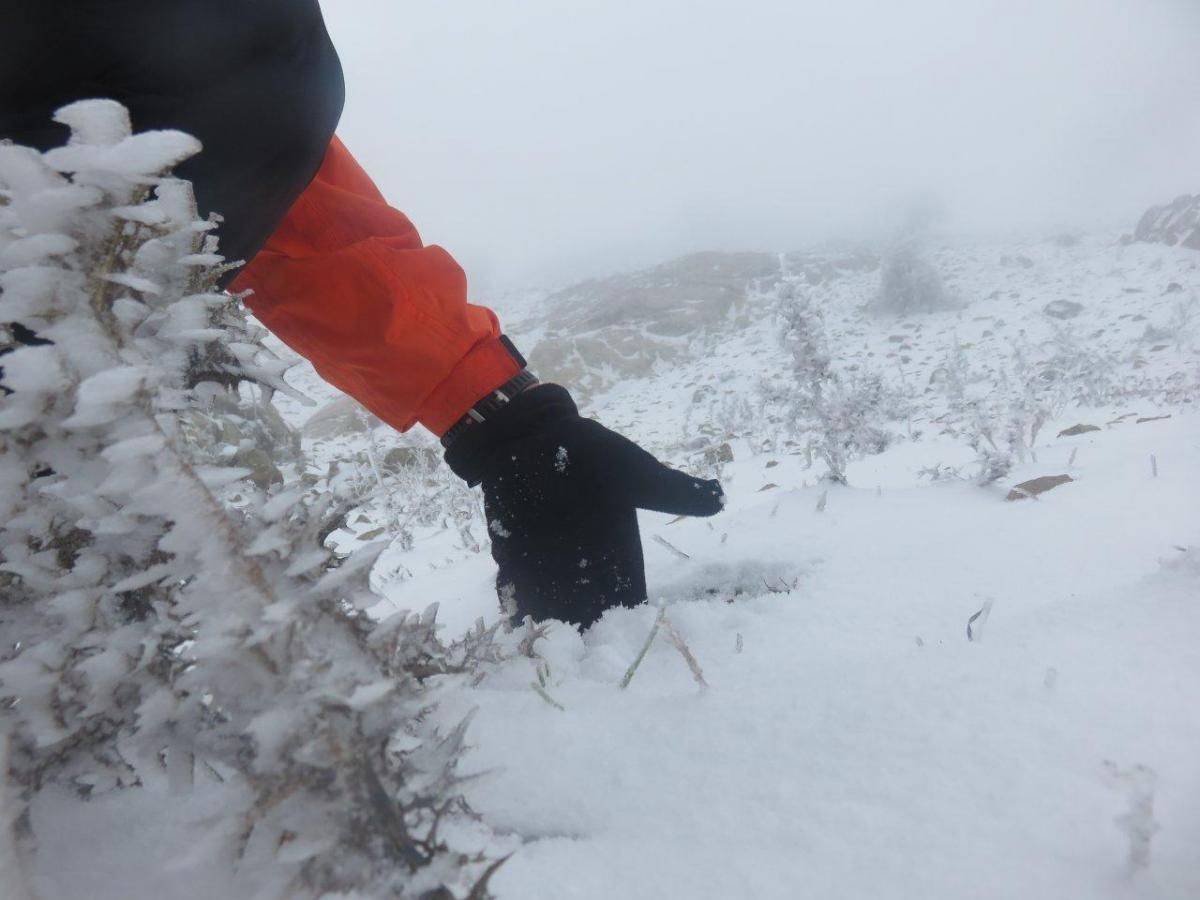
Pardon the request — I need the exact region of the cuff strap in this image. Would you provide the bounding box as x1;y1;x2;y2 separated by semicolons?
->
440;368;540;449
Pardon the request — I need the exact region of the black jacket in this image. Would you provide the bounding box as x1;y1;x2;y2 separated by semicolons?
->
0;0;344;270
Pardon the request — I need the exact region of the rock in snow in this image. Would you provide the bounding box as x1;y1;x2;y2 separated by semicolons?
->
1006;473;1074;501
1134;193;1200;250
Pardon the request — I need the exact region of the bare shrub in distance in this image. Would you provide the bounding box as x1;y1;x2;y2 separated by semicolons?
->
873;205;956;316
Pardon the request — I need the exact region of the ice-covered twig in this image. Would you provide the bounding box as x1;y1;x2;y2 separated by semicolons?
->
662;615;708;689
466;854;512;900
530;683;566;712
518;617;553;658
763;576;798;594
620;606;667;690
652;534;691;560
361;416;401;537
531;664;565;710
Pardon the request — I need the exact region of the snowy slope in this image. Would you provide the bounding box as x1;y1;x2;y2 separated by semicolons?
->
434;412;1198;900
325;231;1198;631
64;229;1191;900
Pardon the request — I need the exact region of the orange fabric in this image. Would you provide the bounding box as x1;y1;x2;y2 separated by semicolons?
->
230;136;520;435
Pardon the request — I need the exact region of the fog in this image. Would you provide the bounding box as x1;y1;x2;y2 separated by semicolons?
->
321;0;1200;290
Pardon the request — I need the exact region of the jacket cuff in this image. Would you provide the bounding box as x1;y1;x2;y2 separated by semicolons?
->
415;336;525;437
443;383;577;485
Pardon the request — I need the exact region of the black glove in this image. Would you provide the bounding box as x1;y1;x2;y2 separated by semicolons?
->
445;384;724;628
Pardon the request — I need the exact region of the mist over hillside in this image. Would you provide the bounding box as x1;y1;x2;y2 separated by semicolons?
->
323;0;1200;288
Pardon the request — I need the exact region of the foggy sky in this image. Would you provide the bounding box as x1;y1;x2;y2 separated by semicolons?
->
321;1;1200;290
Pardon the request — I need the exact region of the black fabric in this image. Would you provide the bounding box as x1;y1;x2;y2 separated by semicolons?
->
447;385;725;628
0;0;344;284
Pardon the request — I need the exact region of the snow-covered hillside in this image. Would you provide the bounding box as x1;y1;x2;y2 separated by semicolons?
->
443;418;1199;900
264;230;1199;899
28;227;1198;899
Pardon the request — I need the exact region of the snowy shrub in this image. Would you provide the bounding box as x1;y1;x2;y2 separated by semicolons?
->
0;102;497;898
916;462;965;482
381;445;485;556
929;337;1052;484
1036;326;1123;409
335;420;484;559
873;237;955;316
781;289;906;484
1140;295;1197;352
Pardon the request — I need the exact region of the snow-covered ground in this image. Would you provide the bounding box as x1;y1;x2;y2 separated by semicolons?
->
268;231;1200;899
29;231;1199;898
437;412;1199;900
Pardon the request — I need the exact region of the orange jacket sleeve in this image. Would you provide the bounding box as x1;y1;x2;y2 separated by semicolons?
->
229;136;522;436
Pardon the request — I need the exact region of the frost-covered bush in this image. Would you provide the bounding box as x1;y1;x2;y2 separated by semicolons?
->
320;422;485;567
0;101;497;898
378;441;485;556
930;338;1050;484
960;399;1047;485
1035;326;1124;409
781;289;906;484
874;237;954;316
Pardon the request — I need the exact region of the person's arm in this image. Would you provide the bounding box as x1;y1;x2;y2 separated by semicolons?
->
230;136;523;436
232;135;724;630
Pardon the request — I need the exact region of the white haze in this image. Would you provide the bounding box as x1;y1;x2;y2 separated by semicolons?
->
321;0;1200;289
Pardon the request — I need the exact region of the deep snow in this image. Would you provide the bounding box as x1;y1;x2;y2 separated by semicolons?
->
434;412;1200;900
347;232;1200;900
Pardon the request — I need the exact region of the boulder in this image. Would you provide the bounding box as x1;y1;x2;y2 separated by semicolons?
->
703;442;734;466
302;396;373;439
233;447;283;489
528;252;781;396
1057;424;1100;438
1043;300;1084;320
1006;474;1073;501
1134;194;1200;250
382;446;439;472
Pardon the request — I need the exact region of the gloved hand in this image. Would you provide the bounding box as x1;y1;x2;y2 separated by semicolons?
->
444;384;724;628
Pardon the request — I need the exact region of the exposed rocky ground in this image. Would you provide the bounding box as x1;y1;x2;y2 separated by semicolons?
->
1134;194;1200;251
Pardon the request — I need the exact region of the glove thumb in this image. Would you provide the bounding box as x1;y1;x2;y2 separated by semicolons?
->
582;421;725;516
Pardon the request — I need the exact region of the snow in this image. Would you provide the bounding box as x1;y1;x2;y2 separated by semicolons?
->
397;235;1196;899
0;233;77;268
420;411;1198;900
46;101;201;181
53;99;132;147
0;345;66;395
73;365;148;408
